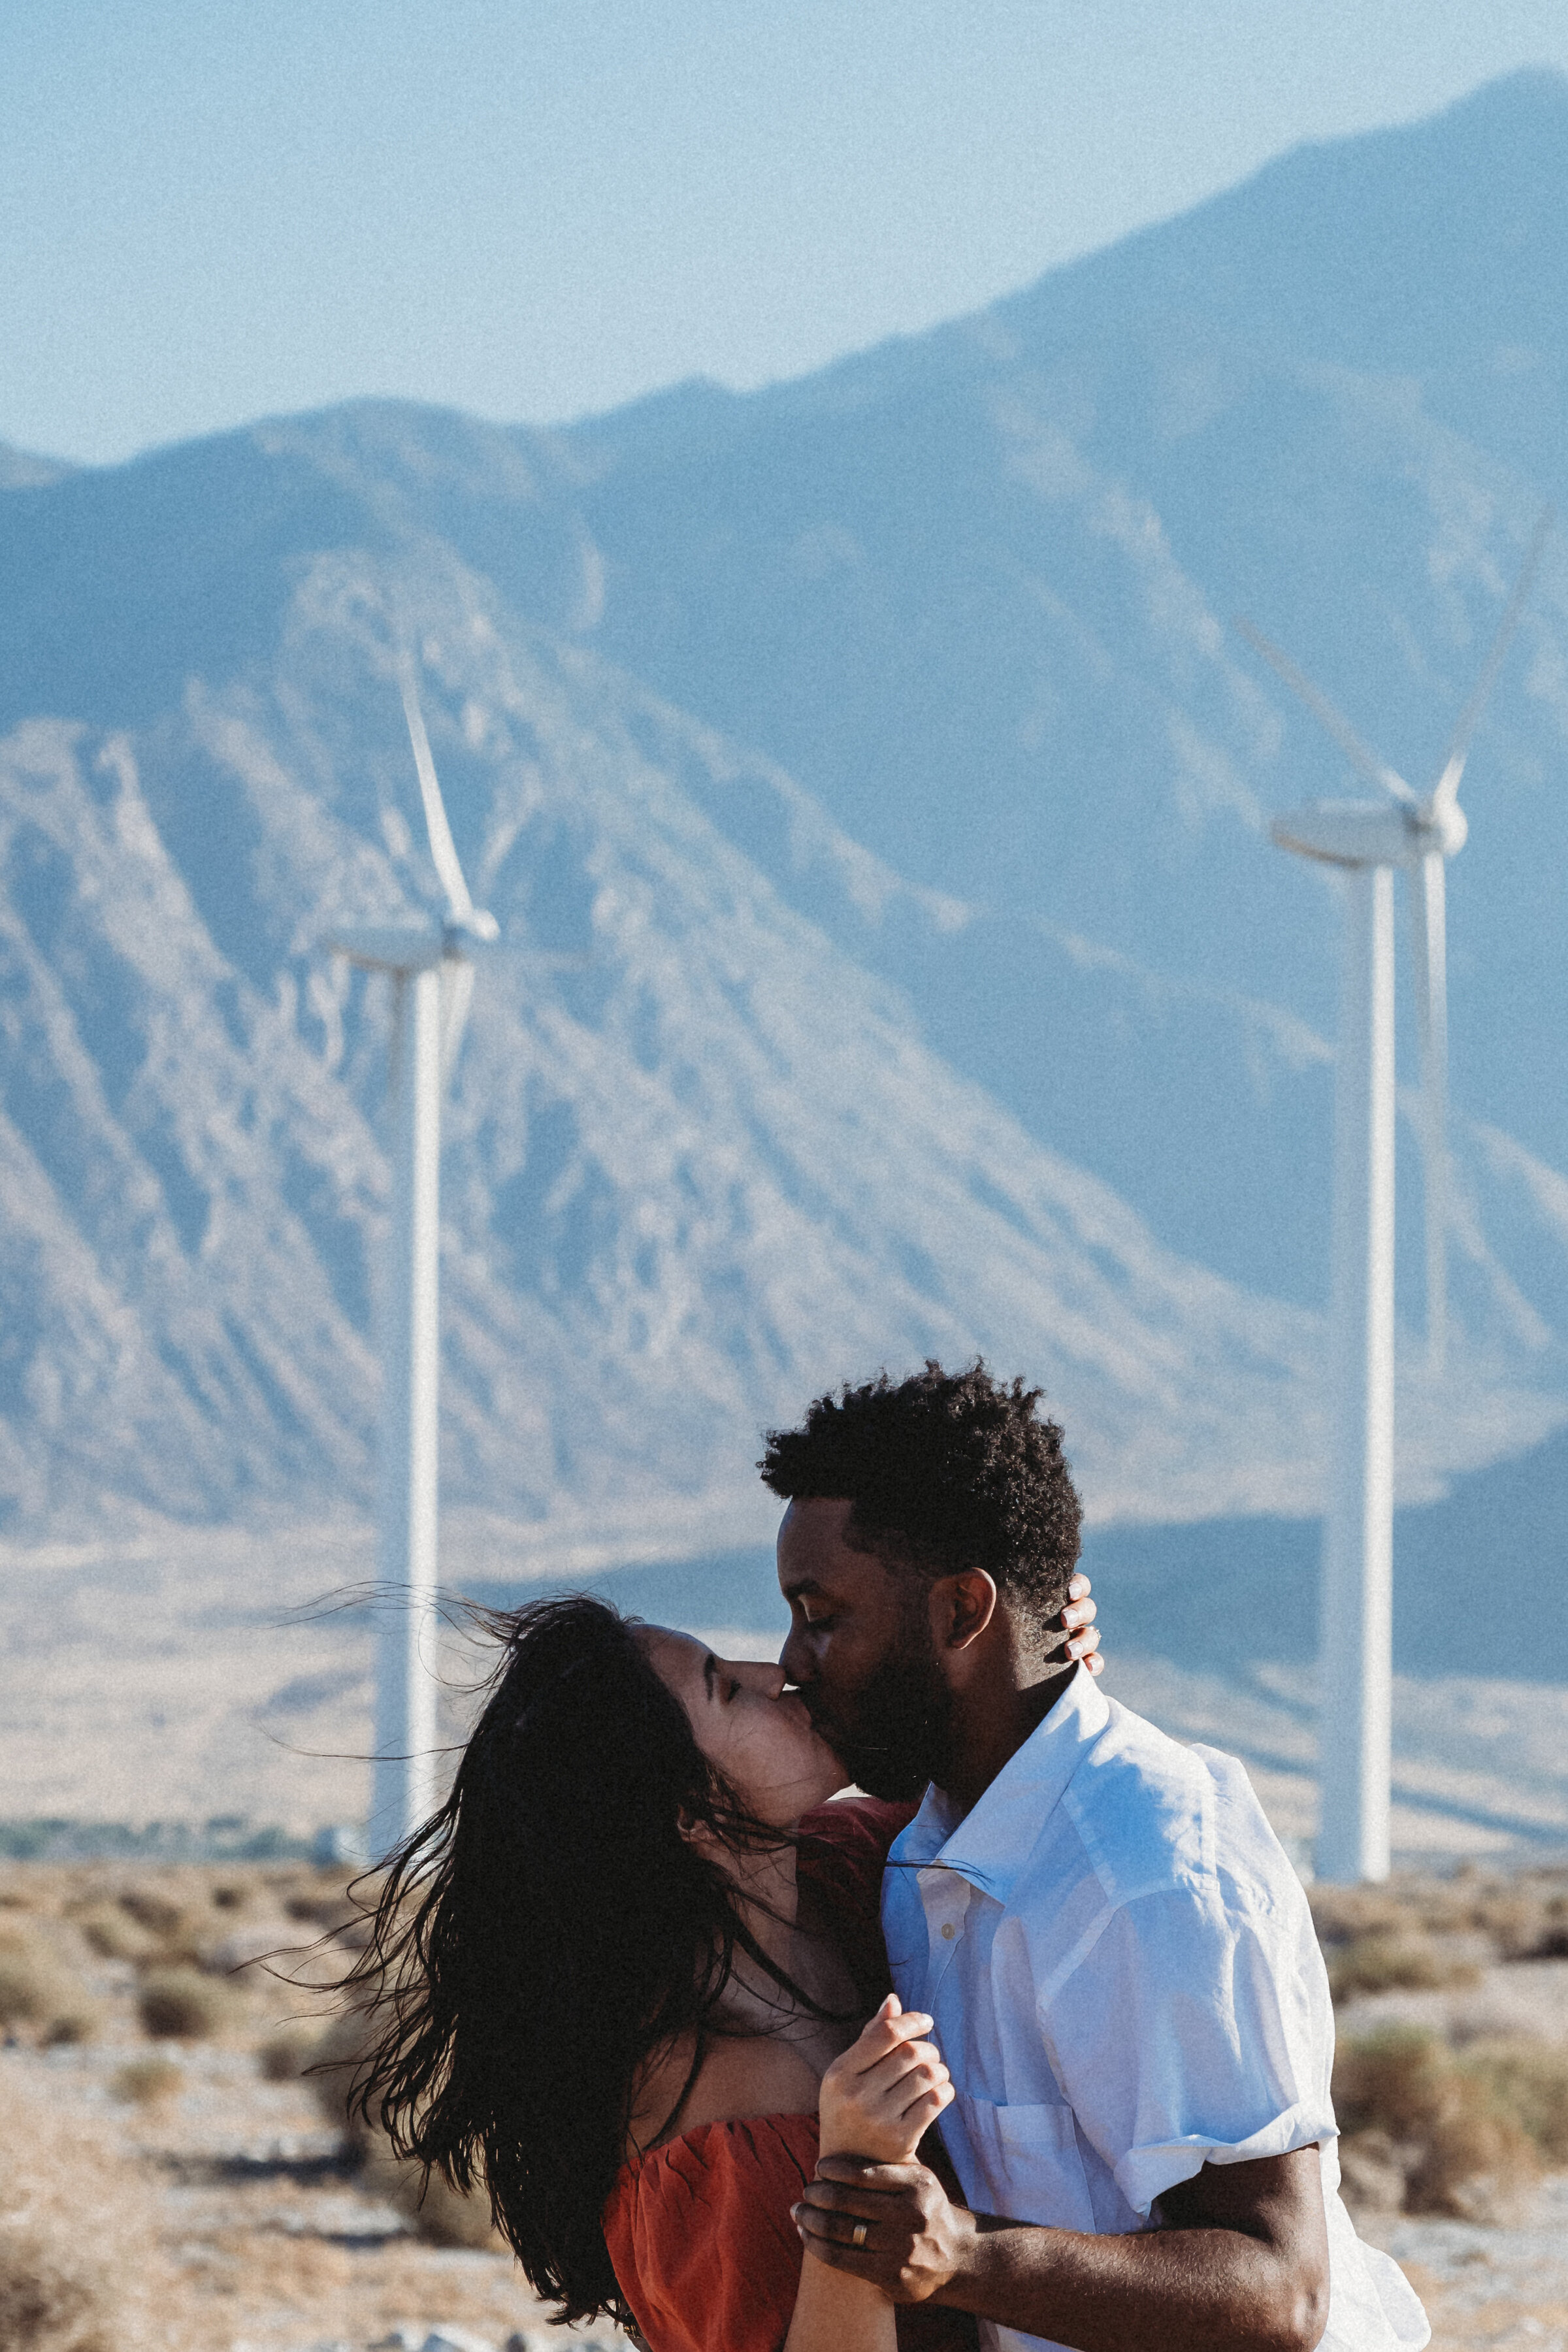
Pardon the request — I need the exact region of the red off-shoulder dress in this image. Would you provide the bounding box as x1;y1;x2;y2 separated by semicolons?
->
602;1798;975;2352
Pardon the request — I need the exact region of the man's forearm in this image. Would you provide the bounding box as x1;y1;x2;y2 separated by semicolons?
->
932;2209;1327;2352
795;2150;1331;2352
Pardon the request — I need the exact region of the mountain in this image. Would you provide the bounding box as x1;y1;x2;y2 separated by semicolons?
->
0;557;1423;1540
1;73;1566;1582
0;441;74;491
552;70;1568;1315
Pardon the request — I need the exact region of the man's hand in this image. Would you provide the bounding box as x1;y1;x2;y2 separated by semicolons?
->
792;2156;972;2302
794;2146;1333;2352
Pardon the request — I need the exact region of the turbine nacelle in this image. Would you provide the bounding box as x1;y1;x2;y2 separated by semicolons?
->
1414;800;1469;859
323;676;498;1092
1270;796;1468;870
446;907;500;949
323;913;498;973
324;922;447;973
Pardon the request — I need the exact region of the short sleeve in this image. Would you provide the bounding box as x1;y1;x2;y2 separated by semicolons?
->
1039;1879;1339;2218
604;2116;819;2352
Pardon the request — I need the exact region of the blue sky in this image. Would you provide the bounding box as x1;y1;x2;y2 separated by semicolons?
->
5;0;1567;465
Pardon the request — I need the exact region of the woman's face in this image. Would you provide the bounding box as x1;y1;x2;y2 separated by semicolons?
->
640;1629;849;1827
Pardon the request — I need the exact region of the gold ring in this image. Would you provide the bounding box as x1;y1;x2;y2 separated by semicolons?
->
852;2222;868;2248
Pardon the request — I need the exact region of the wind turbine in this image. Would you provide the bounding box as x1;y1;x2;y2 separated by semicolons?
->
325;667;498;1861
1240;514;1548;1884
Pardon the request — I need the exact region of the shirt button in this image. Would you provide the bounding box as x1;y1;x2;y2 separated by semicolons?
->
940;1921;956;1940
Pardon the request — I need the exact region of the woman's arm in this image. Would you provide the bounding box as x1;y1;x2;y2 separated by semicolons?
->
783;1998;953;2352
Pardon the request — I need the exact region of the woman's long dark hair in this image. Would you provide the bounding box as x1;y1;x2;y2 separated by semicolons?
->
345;1593;835;2326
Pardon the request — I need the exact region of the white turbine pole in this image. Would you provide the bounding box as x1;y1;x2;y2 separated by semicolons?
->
1318;866;1396;1883
1409;852;1449;1375
325;672;497;1862
1243;517;1544;1880
370;960;445;1859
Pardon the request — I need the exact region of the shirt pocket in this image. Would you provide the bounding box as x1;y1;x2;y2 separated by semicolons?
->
955;2093;1097;2234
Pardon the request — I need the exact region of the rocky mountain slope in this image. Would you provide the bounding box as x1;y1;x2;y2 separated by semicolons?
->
1;73;1565;1558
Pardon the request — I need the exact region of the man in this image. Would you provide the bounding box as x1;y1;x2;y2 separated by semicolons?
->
764;1362;1428;2352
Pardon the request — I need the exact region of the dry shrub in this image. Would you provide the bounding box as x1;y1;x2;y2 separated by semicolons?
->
1472;1888;1568;1962
282;1882;374;1956
110;2057;184;2107
1311;1884;1418;1946
0;1932;95;2044
0;1942;52;2030
1334;2027;1541;2223
116;1888;210;1968
1535;1895;1568;1960
70;1902;159;1965
115;1887;188;1940
65;1884;212;1968
0;2221;114;2352
257;2023;320;2082
1459;2036;1568;2164
1335;2131;1407;2217
0;2063;185;2351
1371;1871;1568;1960
1328;1931;1480;2002
309;2006;502;2249
137;1965;235;2040
39;2002;100;2048
283;1886;360;1931
1473;1893;1548;1961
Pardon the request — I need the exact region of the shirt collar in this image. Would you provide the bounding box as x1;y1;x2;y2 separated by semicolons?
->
896;1664;1110;1904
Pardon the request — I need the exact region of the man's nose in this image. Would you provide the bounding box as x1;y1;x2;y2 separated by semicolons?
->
732;1659;787;1699
779;1626;813;1687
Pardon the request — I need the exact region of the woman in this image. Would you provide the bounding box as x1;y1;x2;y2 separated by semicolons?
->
350;1579;1102;2351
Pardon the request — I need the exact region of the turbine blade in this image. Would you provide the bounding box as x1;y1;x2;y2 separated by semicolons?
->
1235;620;1417;804
1430;506;1553;815
440;957;476;1081
399;666;476;923
1409;850;1449;1373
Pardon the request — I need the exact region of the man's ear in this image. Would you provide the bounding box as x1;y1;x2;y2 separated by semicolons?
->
929;1568;998;1652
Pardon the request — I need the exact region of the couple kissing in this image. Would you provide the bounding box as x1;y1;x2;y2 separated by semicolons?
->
350;1361;1428;2352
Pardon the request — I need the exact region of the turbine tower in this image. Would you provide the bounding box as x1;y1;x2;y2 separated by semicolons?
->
326;668;498;1861
1240;515;1546;1883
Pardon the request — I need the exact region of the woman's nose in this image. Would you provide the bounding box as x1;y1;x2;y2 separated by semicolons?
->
730;1659;787;1698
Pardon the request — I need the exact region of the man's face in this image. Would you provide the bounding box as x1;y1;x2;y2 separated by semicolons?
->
776;1497;952;1802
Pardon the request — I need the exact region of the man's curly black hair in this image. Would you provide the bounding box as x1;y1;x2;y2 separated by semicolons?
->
760;1358;1082;1628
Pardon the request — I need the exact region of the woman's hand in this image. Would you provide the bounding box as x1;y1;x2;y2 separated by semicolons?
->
1062;1570;1102;1676
818;1996;953;2164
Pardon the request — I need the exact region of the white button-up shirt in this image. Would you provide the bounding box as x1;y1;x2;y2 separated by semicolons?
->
882;1667;1429;2352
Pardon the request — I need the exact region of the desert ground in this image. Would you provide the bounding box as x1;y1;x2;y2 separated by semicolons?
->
3;1854;1568;2352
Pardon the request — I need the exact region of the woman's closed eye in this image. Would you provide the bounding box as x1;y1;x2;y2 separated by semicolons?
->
702;1653;738;1705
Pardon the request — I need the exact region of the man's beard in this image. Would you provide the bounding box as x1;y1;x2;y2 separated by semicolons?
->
811;1616;953;1803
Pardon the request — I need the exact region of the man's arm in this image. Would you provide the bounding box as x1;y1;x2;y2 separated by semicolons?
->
794;2144;1331;2352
